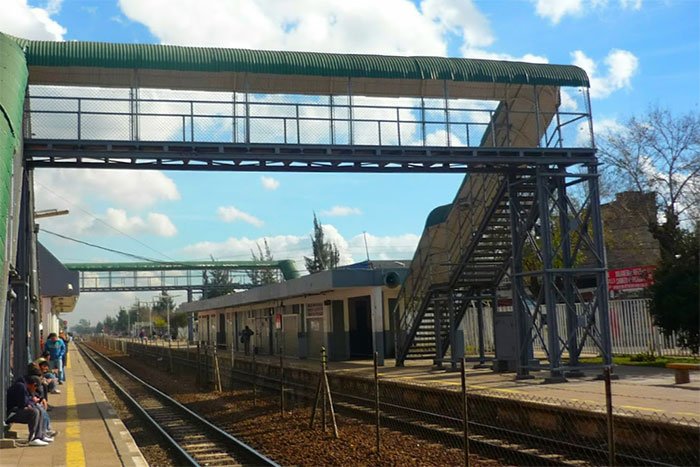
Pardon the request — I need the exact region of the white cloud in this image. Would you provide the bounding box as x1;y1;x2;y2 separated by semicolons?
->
533;0;642;24
118;0;448;55
81;208;177;237
619;0;642;9
0;0;66;40
34;168;180;211
571;49;638;99
421;0;493;48
261;176;280;191
461;48;549;64
181;226;419;274
320;206;362;217
560;89;579;111
533;0;584;24
217;206;264;227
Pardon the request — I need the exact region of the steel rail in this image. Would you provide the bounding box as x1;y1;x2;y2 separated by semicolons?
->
80;343;280;467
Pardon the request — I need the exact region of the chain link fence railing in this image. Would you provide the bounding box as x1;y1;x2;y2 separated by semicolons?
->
26;85;593;149
94;336;699;466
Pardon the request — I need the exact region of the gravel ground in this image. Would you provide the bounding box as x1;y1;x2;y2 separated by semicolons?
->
80;345;181;466
89;342;502;466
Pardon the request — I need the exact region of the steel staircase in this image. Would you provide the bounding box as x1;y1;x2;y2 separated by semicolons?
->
396;174;538;365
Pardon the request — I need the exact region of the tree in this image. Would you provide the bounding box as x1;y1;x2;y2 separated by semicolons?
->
599;107;700;352
597;106;700;262
70;319;94;335
152;292;175;317
248;238;279;285
648;226;699;353
201;255;236;299
304;213;340;273
94;321;103;334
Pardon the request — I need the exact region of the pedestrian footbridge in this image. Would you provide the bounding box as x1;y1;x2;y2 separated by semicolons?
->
0;32;612;429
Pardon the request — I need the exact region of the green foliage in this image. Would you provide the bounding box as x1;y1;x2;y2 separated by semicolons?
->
648;226;699;354
201;255;236;299
152;292;175;316
248;238;279;285
630;351;657;362
304;213;340;273
70;319;93;335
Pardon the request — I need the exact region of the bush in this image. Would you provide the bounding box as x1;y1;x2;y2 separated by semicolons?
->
630;351;657;362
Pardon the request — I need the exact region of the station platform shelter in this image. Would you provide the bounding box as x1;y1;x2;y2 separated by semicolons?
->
1;348;146;467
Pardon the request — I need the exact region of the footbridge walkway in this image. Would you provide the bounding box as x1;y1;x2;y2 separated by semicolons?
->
1;32;609;433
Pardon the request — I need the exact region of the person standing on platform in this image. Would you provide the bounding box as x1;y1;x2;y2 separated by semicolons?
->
59;331;70;370
240;325;254;355
44;333;66;385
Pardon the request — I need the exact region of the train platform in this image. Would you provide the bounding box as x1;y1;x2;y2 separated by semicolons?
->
1;348;147;467
248;351;700;422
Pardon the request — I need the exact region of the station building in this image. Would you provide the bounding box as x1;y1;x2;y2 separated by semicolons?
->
178;261;409;364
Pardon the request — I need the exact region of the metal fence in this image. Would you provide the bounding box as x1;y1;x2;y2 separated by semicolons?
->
25;85;592;149
93;337;700;466
462;298;693;357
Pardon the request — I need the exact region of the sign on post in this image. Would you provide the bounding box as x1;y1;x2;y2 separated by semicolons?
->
607;265;655;292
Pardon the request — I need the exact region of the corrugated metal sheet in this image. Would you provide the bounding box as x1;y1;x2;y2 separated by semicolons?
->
7;34;589;87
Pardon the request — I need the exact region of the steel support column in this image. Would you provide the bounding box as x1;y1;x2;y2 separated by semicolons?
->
557;173;583;377
537;169;566;383
475;295;487;368
588;164;613;366
433;297;444;369
508;175;532;379
11;170;32;375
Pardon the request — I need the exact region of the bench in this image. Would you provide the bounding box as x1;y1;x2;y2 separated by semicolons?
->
666;363;700;384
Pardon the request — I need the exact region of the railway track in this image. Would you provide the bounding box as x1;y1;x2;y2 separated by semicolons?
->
80;343;279;467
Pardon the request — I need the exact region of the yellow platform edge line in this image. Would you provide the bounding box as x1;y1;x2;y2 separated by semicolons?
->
66;374;86;466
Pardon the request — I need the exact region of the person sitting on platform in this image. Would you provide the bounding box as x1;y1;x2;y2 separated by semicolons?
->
38;360;60;394
5;376;52;446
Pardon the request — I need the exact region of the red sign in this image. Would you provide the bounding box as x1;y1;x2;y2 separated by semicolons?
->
275;313;282;330
607;265;655;291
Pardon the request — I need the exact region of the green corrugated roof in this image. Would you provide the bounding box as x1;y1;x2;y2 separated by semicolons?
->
7;34;589;87
425;203;453;229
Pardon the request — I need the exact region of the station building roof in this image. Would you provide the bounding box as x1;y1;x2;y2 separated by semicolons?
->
179;260;410;314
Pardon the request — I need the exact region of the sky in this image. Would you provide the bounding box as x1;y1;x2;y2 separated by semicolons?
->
1;0;698;326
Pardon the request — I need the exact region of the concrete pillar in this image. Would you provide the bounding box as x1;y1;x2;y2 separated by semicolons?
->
370;287;384;366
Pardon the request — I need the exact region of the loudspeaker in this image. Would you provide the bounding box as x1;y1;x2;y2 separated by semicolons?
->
383;271;401;288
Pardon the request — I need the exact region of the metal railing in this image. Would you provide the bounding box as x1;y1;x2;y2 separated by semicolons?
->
24;88;592;148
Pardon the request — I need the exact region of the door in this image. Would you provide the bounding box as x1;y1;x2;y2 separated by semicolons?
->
349;296;372;358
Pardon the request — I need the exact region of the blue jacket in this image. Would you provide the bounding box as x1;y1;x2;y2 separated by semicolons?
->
44;338;66;360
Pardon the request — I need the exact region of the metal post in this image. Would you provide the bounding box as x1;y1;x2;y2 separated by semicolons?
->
604;366;616;466
433;298;443;369
374;351;380;456
588;164;613;366
461;357;470;467
322;348;327;432
252;350;257;407
449;292;457;371
557;173;581;375
508;176;530;378
280;352;285;417
537;170;566;383
475;297;486;368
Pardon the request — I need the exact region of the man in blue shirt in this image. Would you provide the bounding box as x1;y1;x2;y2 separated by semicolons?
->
44;333;66;384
